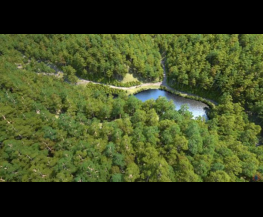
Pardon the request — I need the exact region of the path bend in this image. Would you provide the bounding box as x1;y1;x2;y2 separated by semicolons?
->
37;61;218;106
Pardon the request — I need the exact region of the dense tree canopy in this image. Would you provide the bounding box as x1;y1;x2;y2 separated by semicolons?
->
0;34;163;84
0;34;263;182
154;34;263;128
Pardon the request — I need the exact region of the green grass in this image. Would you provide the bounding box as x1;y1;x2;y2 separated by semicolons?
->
120;73;139;83
57;72;64;79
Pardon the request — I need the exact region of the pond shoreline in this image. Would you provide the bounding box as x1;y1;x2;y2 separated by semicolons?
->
38;71;217;109
159;86;216;109
134;89;210;120
128;85;215;109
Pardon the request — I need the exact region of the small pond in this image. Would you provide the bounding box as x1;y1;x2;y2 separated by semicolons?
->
135;89;209;120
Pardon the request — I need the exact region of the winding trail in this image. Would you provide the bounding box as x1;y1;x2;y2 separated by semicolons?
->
77;78;162;90
37;61;218;106
76;61;218;106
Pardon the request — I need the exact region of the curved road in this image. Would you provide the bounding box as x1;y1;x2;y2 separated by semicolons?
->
38;61;218;106
77;79;162;90
76;61;218;106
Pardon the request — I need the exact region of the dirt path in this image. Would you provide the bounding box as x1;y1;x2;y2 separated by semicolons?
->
77;64;218;105
77;60;165;90
77;79;162;90
37;61;218;105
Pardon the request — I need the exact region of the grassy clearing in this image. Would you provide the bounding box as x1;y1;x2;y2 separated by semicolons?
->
121;73;139;83
120;72;161;84
56;72;64;79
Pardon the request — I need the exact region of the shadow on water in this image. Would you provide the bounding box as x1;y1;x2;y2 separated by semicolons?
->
204;107;211;120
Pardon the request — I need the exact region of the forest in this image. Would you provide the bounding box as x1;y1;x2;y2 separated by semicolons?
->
0;34;263;182
155;34;263;125
2;34;163;84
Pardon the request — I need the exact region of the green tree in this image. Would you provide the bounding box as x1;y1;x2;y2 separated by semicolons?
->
206;171;231;182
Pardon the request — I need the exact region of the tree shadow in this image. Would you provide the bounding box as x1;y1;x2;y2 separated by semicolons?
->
204;107;211;120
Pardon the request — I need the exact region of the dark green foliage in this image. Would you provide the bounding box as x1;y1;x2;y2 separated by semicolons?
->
157;34;263;129
1;34;163;83
0;34;263;182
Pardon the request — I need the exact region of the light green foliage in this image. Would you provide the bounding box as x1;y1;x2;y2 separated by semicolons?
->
206;171;231;182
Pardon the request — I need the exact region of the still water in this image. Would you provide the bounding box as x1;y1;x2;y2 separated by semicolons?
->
134;89;209;120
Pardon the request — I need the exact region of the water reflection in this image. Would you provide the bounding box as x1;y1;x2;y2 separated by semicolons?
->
134;89;209;120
